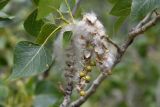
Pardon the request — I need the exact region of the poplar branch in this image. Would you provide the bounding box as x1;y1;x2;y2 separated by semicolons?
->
121;14;160;53
68;12;160;107
70;72;110;107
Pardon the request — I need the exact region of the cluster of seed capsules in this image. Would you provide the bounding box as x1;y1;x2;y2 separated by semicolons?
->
75;33;112;96
75;33;105;96
76;60;96;96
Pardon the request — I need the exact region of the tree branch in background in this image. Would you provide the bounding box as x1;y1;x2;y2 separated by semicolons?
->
69;11;160;107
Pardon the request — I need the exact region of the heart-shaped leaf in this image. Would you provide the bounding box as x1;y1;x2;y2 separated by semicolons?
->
9;41;52;80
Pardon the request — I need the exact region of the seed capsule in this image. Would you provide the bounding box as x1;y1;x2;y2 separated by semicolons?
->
90;61;96;66
107;70;112;75
86;66;92;72
85;75;91;82
80;90;86;96
79;71;86;77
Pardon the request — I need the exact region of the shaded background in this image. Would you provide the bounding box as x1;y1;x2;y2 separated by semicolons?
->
0;0;160;107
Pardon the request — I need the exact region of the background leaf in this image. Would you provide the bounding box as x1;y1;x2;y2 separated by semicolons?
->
0;84;9;101
37;0;62;20
35;80;63;97
107;0;119;4
24;9;44;37
110;0;132;16
0;11;13;21
32;0;39;6
131;0;160;21
9;41;52;80
59;2;68;13
63;31;73;48
36;23;57;44
114;16;127;32
33;94;56;107
0;0;10;10
59;0;76;13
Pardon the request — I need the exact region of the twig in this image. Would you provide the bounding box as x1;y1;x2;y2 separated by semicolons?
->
106;37;122;53
60;1;83;106
135;11;153;29
121;14;160;53
72;0;82;16
60;80;73;107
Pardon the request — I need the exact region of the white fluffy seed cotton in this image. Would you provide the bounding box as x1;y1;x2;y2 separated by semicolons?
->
53;12;117;77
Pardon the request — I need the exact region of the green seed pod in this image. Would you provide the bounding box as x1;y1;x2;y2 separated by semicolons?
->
79;71;86;77
90;61;96;66
86;66;92;72
85;75;91;82
80;90;86;96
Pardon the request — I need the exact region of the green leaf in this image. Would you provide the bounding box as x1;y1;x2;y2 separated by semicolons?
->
114;16;127;32
32;0;39;5
59;2;68;13
37;0;62;20
35;80;63;97
107;0;119;4
24;9;44;37
0;0;10;10
33;94;56;107
36;23;57;44
0;36;7;50
0;11;13;21
110;0;132;16
59;0;76;13
63;31;73;48
0;84;9;100
9;41;52;80
131;0;160;21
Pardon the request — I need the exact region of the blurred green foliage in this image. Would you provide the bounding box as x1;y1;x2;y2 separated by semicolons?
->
0;0;160;107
